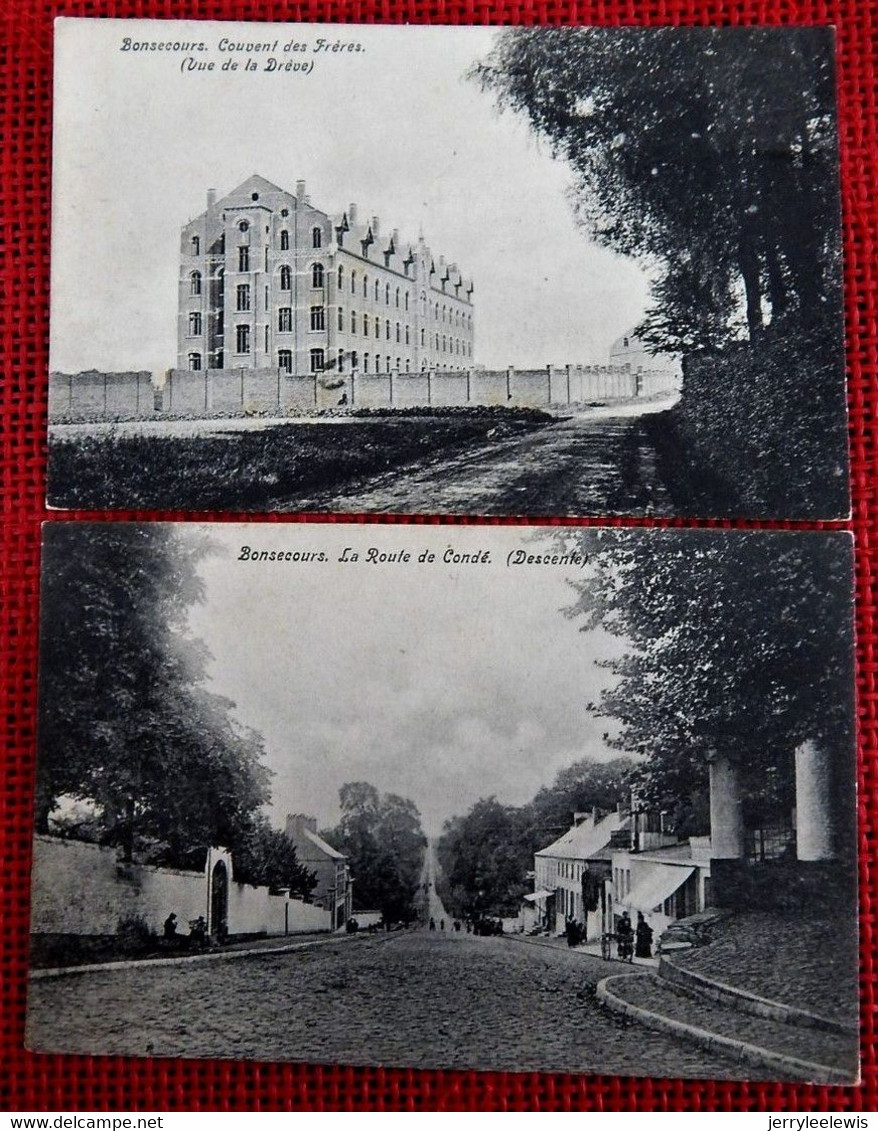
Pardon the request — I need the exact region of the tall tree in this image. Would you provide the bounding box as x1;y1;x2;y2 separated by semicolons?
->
561;529;855;837
37;524;276;865
437;798;532;920
323;783;426;923
473;28;841;350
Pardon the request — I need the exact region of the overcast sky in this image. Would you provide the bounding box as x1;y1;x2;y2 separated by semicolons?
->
51;19;652;375
184;525;625;836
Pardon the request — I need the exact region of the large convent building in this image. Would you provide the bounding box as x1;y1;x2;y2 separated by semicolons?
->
178;175;475;377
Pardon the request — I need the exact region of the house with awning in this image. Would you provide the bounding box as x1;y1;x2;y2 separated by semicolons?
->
525;808;631;940
609;836;713;940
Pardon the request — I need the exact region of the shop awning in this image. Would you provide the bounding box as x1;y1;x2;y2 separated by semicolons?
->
522;889;554;903
620;866;694;914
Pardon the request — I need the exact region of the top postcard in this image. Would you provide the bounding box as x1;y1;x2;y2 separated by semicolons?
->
47;20;850;519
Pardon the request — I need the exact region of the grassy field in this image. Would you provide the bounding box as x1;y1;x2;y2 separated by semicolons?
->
48;408;554;511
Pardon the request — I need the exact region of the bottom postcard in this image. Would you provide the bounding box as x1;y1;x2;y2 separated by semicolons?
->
27;523;858;1083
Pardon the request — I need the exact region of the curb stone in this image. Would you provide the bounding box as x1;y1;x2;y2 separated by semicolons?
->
29;930;383;980
658;956;856;1036
596;972;857;1086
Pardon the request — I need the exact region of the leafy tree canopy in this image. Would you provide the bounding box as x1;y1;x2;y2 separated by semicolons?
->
474;28;841;351
560;529;855;832
37;525;303;878
322;782;426;923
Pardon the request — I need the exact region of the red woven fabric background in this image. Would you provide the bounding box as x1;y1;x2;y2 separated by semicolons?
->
1;0;875;1113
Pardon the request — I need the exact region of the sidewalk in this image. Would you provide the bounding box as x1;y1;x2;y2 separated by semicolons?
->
30;929;373;980
505;930;659;969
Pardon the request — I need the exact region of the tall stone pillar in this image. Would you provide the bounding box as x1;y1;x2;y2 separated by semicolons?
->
708;752;745;859
795;739;834;861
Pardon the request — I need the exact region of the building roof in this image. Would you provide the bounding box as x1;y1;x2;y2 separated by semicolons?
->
303;827;346;861
631;842;705;866
535;811;629;862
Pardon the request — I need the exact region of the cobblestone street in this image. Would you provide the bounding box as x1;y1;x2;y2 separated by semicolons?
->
28;930;763;1078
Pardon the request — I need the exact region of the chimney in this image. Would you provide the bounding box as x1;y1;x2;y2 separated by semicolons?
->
207;188;217;210
392;227;399;246
349;203;358;224
285;813;317;841
371;216;380;237
296;180;306;203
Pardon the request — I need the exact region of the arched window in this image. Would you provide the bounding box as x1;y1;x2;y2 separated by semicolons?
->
310;347;325;372
406;358;410;371
238;246;249;272
375;317;381;339
190;235;200;256
363;313;370;336
385;320;391;340
189;271;202;296
338;350;345;373
187;352;202;371
312;226;322;249
395;287;400;308
188;311;202;335
374;280;380;301
385;283;391;304
435;302;439;320
395;322;401;343
280;230;290;251
311;263;325;288
396;358;401;371
280;265;291;291
338;306;344;331
386;355;391;372
278;349;293;374
338;265;344;289
363;275;368;298
405;292;410;312
278;307;292;333
405;325;410;345
364;352;370;372
420;328;425;346
351;270;356;295
419;292;427;317
351;310;357;334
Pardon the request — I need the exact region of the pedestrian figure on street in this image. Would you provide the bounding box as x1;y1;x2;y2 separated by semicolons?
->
565;915;577;947
617;912;634;962
429;917;436;931
453;920;461;932
163;912;178;940
635;912;654;959
440;919;445;931
190;915;208;949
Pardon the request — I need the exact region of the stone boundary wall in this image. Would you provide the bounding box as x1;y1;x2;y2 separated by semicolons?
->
30;835;331;939
48;364;681;421
48;371;156;422
159;363;681;417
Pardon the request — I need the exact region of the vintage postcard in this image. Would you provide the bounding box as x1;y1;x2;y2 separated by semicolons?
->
47;20;848;519
28;523;858;1081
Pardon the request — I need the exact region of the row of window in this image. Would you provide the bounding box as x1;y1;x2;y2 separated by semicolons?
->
187;348;470;375
189;268;472;331
190;225;320;259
